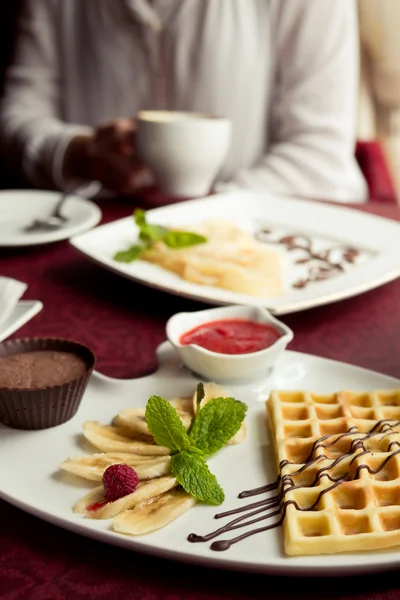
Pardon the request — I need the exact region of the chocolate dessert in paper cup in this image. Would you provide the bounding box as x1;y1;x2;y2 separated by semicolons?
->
0;338;95;430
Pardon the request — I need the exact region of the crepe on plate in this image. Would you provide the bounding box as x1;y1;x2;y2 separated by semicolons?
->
140;219;284;298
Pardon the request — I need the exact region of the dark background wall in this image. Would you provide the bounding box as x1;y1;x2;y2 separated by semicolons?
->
0;2;21;94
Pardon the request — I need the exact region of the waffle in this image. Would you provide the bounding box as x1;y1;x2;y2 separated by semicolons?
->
267;389;400;556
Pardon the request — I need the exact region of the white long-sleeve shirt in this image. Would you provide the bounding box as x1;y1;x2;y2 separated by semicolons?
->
0;0;367;202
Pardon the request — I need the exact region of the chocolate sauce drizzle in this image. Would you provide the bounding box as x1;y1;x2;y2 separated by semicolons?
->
187;419;400;551
255;230;360;289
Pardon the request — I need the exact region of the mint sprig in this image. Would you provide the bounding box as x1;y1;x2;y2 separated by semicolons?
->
145;386;247;505
114;208;207;263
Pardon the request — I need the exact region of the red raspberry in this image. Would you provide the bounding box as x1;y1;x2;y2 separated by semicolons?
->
102;464;139;502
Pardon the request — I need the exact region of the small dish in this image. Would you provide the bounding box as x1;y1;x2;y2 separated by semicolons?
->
0;338;95;430
166;305;294;383
0;189;101;247
0;300;43;343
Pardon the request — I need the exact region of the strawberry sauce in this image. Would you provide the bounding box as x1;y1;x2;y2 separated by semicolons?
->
179;318;280;354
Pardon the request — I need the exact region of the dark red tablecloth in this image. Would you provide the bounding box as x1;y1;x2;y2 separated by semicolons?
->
1;196;400;599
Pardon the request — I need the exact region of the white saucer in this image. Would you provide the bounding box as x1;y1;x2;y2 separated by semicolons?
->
0;300;43;341
0;190;102;247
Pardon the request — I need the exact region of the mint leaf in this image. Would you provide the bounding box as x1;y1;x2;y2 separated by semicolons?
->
145;396;201;454
189;397;247;456
114;245;143;262
162;230;207;249
171;451;224;505
133;208;146;228
139;224;168;243
134;209;168;243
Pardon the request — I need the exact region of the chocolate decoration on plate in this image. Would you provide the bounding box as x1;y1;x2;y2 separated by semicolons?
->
255;230;360;289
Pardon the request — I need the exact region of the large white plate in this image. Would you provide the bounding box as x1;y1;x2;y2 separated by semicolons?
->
2;342;400;577
70;191;400;315
0;190;102;246
0;300;43;341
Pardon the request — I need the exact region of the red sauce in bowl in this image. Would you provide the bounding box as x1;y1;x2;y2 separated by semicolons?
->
179;318;281;355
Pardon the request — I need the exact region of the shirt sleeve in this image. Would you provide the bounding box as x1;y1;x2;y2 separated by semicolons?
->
0;0;96;192
225;0;368;203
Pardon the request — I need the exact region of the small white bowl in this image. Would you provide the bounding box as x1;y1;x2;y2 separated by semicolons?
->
166;305;294;383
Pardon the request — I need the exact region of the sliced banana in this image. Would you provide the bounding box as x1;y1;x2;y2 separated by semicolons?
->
82;421;169;455
134;456;171;480
113;398;194;436
74;475;177;519
60;453;171;482
192;382;247;445
67;383;247;534
112;408;150;437
192;382;227;413
113;488;196;535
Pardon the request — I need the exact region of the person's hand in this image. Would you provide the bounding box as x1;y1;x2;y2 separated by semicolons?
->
88;118;151;194
63;118;151;194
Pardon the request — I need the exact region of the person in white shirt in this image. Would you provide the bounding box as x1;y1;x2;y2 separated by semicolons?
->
0;0;367;202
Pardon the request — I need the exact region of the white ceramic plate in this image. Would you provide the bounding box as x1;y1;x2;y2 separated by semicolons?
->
1;342;400;577
70;191;400;315
0;300;43;341
0;190;102;246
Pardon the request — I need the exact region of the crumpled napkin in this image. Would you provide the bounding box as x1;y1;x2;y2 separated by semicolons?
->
0;277;28;326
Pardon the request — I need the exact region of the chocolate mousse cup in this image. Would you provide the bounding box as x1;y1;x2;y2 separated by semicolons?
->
0;338;95;430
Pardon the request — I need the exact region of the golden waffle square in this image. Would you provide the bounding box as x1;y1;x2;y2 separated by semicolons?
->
267;389;400;556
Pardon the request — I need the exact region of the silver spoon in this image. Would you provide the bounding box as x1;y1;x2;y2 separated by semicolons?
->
24;192;70;232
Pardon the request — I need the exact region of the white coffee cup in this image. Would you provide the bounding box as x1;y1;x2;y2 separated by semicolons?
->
136;110;232;197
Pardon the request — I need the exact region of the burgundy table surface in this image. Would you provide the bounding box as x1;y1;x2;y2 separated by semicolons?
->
1;194;400;600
